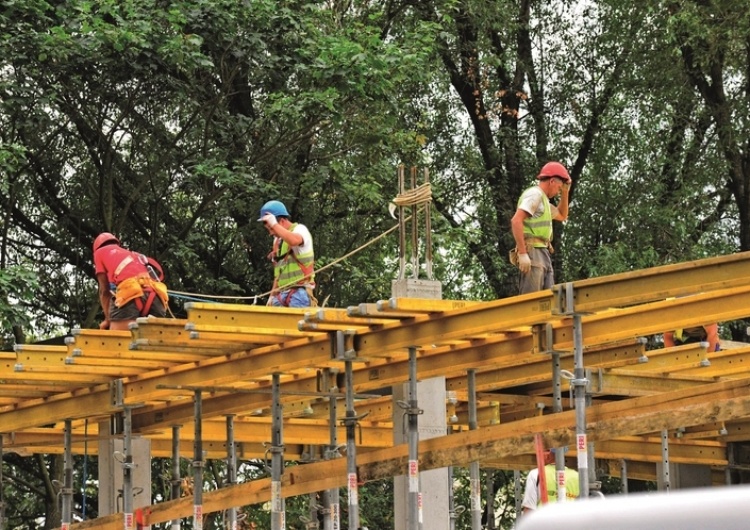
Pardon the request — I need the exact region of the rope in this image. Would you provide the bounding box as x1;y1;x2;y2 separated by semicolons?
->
392;183;432;207
167;212;417;304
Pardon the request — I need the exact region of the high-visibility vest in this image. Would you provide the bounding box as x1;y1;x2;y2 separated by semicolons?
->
541;465;580;505
519;186;553;245
273;223;315;290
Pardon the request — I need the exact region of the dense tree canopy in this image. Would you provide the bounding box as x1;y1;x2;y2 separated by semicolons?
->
2;0;750;527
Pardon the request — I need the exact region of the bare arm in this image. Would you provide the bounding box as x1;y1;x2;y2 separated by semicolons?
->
268;223;303;248
511;209;530;253
704;323;720;352
553;183;570;221
96;273;112;329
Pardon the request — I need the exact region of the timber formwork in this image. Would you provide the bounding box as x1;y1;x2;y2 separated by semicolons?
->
4;252;750;528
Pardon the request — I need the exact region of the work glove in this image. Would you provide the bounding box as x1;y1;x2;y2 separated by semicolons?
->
518;253;531;274
261;213;278;227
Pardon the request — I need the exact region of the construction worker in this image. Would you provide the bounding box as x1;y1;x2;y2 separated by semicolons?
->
511;161;571;294
664;324;721;352
93;232;168;330
522;447;580;514
258;200;316;307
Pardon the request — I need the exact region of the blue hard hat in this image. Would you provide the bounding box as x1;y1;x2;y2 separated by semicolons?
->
258;200;290;220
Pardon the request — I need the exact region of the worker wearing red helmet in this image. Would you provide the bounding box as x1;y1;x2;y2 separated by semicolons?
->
510;161;571;294
93;232;168;330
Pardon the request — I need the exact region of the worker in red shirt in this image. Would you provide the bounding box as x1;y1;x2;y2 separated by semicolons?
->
93;232;168;330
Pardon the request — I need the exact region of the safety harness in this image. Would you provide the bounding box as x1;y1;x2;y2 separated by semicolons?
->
111;252;169;315
271;226;316;307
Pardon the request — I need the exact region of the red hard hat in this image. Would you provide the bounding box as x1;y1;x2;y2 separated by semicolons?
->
537;161;571;183
93;232;119;254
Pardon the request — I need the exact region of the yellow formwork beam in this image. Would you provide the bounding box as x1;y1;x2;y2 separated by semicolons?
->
609;343;708;373
185;302;310;329
379;297;483;313
67;376;750;530
674;345;750;378
6;255;750;439
567;250;750;312
13;344;68;366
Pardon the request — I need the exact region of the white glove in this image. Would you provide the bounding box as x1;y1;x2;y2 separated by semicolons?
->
262;213;278;227
518;253;531;274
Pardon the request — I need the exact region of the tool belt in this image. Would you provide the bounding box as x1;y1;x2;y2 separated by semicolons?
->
525;236;554;253
115;275;169;310
509;237;553;267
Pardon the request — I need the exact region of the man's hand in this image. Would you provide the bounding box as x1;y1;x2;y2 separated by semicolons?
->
518;253;531;274
261;213;278;227
99;319;110;330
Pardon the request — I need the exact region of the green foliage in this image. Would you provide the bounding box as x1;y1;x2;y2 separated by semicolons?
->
3;0;750;525
0;266;40;347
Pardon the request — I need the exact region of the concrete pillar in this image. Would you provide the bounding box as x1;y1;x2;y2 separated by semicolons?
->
98;420;152;519
393;376;449;530
656;463;712;490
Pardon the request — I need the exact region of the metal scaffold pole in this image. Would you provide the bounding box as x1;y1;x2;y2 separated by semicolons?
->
571;315;589;499
171;426;182;530
406;346;422;530
61;419;73;530
661;429;671;491
193;391;205;530
550;346;567;502
0;434;4;530
122;409;134;530
226;415;238;530
621;460;629;494
343;359;360;530
555;282;591;500
467;369;481;530
324;370;341;530
271;373;286;530
572;312;590;498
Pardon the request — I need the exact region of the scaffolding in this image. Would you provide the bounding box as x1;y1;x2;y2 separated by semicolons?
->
2;253;750;528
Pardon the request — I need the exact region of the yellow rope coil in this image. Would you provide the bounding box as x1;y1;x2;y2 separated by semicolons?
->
391;183;432;207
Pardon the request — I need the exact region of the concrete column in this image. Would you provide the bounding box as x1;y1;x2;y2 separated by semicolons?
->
98;420;152;519
656;463;712;490
393;376;448;530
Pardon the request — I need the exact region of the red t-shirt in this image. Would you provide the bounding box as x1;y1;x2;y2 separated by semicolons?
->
94;245;150;285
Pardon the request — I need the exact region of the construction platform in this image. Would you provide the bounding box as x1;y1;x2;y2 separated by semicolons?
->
3;252;750;528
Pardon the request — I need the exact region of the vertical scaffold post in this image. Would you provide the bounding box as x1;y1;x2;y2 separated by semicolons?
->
406;346;422;530
61;419;73;530
620;460;629;494
514;471;523;515
343;360;360;530
467;369;481;530
0;434;4;530
572;311;589;498
226;415;238;530
193;391;205;530
123;409;134;530
324;370;341;530
171;426;181;530
661;429;670;492
271;373;286;530
547;328;567;502
553;281;591;499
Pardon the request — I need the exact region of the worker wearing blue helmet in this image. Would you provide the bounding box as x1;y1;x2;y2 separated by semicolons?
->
258;200;316;307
